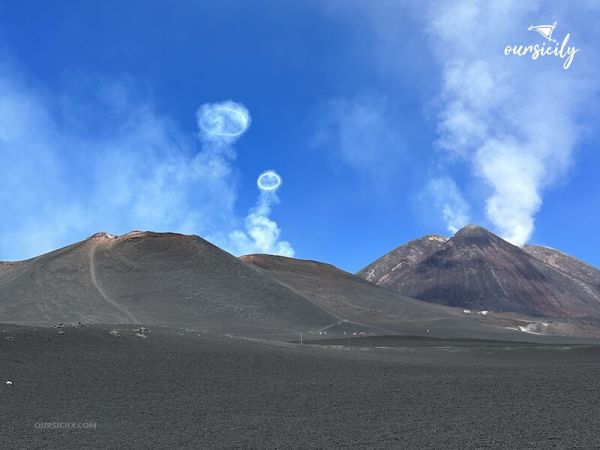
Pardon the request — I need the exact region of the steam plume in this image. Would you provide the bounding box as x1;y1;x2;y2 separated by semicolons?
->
426;1;599;245
228;170;294;257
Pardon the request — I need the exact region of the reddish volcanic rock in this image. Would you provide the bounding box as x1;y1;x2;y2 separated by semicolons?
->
359;225;600;318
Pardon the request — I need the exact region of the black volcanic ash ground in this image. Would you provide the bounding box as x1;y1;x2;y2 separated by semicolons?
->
2;325;600;449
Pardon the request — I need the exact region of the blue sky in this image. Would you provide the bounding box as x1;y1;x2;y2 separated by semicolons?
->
0;0;599;272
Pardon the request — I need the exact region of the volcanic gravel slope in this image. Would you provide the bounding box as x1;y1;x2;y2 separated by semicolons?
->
524;244;600;291
3;228;600;339
359;225;600;318
0;232;337;334
240;254;539;340
0;230;545;341
2;324;600;449
240;254;465;324
357;234;448;285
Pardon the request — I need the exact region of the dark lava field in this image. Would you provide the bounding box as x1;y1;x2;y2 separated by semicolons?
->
2;324;600;449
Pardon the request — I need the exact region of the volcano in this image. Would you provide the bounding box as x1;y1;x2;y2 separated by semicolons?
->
2;228;600;339
0;231;337;334
358;225;600;318
0;230;540;341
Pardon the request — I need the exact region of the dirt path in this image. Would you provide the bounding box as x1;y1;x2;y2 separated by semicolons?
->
88;241;138;323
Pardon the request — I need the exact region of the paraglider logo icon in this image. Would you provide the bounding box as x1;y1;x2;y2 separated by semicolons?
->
528;21;558;43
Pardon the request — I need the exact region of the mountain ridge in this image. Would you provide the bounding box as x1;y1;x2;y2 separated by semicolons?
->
0;231;338;333
2;228;600;339
358;225;600;318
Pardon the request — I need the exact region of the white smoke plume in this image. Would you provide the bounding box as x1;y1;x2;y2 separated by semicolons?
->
197;107;293;256
0;53;293;259
425;1;600;245
228;170;295;257
322;1;599;244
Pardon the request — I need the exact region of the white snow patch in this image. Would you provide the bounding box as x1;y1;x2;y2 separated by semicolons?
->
506;323;546;335
390;262;404;272
517;326;542;334
427;236;448;243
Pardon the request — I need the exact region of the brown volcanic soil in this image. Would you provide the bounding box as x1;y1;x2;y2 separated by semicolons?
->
241;254;466;325
3;229;600;340
0;232;336;334
360;225;600;318
1;230;558;341
2;324;600;449
240;254;549;341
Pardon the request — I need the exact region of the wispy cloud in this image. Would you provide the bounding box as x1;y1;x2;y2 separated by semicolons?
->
311;90;406;181
421;177;471;234
0;60;292;260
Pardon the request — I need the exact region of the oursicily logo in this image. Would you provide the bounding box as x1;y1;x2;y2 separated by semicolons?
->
504;21;579;70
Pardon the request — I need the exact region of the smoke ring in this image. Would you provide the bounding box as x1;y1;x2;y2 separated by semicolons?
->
199;105;250;137
257;170;282;191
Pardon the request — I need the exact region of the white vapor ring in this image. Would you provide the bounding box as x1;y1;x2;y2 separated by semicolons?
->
257;170;282;191
199;106;249;137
